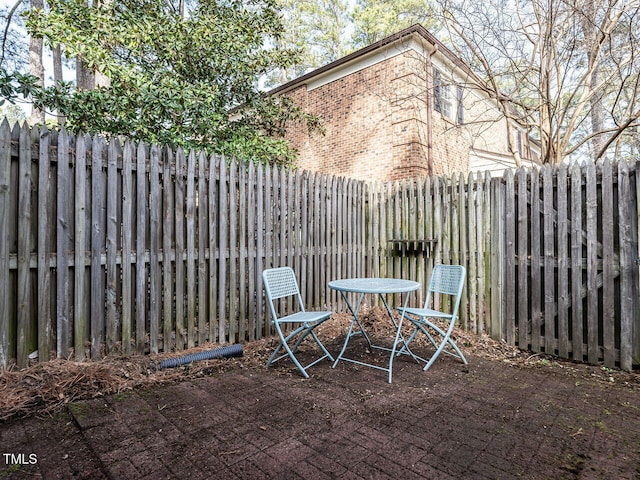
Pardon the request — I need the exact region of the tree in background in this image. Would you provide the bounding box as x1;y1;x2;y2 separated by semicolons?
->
7;0;637;166
351;0;438;48
0;101;27;124
268;0;350;85
28;0;44;124
1;1;36;119
2;0;321;166
1;0;69;124
1;1;29;73
269;0;438;85
438;0;640;164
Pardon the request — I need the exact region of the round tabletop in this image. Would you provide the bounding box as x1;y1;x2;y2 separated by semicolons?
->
328;278;420;294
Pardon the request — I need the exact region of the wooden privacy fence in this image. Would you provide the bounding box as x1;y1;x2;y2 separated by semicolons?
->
501;163;638;371
0;122;370;368
1;122;639;370
371;164;640;371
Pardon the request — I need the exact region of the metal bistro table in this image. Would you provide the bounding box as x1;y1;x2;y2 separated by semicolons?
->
329;278;420;383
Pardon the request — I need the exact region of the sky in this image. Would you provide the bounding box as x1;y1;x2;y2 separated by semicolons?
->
1;0;76;116
1;0;17;9
2;0;75;81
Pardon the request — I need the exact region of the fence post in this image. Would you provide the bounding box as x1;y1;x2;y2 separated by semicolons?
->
634;161;640;367
618;160;635;371
542;165;556;356
122;141;134;356
39;127;53;362
503;169;515;345
490;176;505;341
0;120;11;368
149;145;162;353
17;125;33;367
56;128;71;361
106;138;120;354
585;162;599;364
134;142;147;355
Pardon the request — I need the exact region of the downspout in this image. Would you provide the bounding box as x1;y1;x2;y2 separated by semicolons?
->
425;44;438;177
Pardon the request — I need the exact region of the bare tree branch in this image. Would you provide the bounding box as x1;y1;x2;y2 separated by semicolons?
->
437;0;640;164
1;0;25;68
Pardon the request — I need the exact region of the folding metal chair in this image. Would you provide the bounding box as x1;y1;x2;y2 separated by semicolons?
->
263;267;334;378
397;265;468;371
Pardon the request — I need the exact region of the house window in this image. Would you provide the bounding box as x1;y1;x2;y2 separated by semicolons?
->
517;130;523;158
433;68;453;120
517;129;532;160
457;86;464;124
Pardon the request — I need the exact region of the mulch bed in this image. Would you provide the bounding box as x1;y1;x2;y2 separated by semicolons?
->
1;307;638;422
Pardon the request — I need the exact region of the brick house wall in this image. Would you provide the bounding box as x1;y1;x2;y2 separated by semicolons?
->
275;25;535;182
285;51;437;181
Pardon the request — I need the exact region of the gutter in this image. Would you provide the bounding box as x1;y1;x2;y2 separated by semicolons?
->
268;24;472;98
426;44;438;177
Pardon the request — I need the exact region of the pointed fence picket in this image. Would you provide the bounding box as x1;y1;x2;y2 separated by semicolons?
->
0;122;638;371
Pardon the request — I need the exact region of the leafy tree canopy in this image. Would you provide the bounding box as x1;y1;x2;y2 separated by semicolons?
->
276;0;350;72
21;0;321;166
351;0;438;48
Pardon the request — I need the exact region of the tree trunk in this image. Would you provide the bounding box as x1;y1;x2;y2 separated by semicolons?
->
581;0;606;161
29;0;45;125
52;43;66;125
93;0;111;87
588;68;606;160
75;0;95;90
75;56;95;90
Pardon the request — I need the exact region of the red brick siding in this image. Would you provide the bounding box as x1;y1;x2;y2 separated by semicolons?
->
283;51;471;181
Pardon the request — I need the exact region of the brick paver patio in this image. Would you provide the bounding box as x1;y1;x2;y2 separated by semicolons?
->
1;344;639;479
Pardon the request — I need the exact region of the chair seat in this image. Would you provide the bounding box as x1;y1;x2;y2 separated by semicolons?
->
277;311;332;323
399;306;454;320
396;264;467;372
263;267;335;378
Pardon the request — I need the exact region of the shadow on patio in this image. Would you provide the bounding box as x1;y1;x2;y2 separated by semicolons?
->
1;318;639;480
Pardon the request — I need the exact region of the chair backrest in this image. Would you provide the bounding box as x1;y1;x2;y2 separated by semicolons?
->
262;267;305;321
425;264;466;314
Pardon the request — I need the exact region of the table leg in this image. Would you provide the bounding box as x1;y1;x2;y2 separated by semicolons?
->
331;287;419;383
371;293;417;362
387;291;415;383
332;291;372;368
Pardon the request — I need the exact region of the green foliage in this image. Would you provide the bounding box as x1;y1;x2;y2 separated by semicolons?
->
351;0;438;48
23;0;320;166
0;102;27;125
270;0;437;86
0;69;42;106
270;0;350;83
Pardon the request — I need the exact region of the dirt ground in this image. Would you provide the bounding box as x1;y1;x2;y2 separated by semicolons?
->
1;311;639;479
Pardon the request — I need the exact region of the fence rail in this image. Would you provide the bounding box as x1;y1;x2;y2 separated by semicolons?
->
1;122;639;370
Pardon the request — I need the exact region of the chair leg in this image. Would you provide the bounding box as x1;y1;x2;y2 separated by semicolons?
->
281;331;311;379
266;323;333;378
445;336;468;365
267;327;299;367
400;317;468;371
266;325;309;377
396;316;438;356
423;338;447;371
416;322;440;350
422;322;467;371
266;342;284;367
309;328;334;362
291;327;313;352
